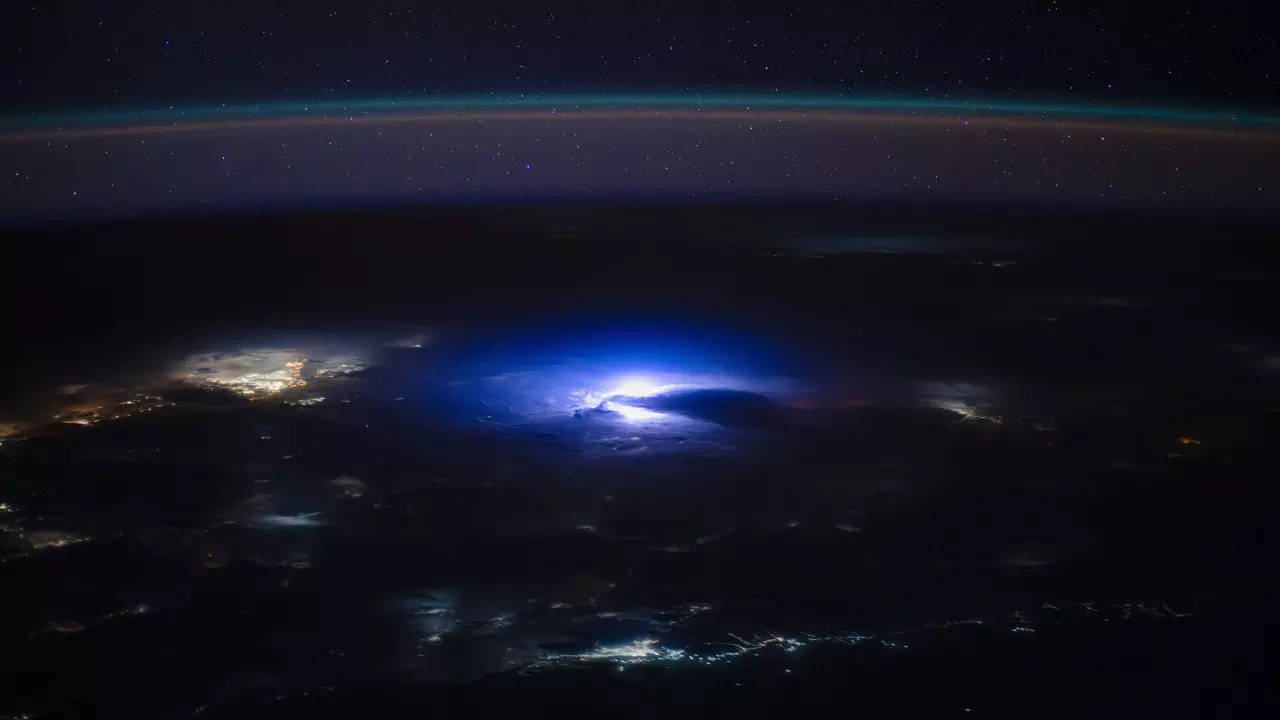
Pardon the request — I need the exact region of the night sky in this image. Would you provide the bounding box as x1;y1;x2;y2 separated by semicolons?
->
5;2;1279;109
3;104;1278;222
4;3;1279;223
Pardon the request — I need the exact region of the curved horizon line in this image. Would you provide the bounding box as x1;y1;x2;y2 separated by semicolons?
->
5;93;1280;132
5;108;1280;143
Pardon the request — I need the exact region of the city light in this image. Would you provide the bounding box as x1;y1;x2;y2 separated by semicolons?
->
174;348;368;398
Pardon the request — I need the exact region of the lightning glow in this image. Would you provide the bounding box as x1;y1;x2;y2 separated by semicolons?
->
579;374;688;423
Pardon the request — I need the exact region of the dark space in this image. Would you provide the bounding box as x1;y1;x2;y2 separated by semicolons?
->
5;2;1279;110
3;3;1279;719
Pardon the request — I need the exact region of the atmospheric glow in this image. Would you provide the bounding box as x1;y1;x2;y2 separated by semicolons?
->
13;94;1280;133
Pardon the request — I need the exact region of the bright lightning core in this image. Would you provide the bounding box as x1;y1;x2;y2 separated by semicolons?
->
578;374;685;423
608;376;667;398
598;400;667;423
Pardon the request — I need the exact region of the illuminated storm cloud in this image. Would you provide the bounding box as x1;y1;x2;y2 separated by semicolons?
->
574;373;724;423
474;366;791;426
174;347;368;397
250;511;326;529
917;381;1004;424
384;330;432;349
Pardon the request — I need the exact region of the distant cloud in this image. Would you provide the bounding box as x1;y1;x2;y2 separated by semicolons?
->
173;345;369;396
385;330;432;349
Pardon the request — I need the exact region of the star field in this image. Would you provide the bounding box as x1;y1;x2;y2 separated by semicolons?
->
4;3;1279;223
5;2;1279;111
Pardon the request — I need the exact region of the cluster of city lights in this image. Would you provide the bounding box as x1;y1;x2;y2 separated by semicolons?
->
524;601;1193;673
175;348;368;397
533;631;864;671
176;348;368;399
0;422;26;447
51;393;174;426
204;359;308;397
37;602;151;636
21;529;92;550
